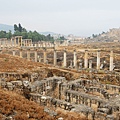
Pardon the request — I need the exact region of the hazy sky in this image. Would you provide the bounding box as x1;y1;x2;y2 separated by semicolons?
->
0;0;120;36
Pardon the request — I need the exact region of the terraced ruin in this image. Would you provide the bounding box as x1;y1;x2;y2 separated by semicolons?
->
0;37;120;120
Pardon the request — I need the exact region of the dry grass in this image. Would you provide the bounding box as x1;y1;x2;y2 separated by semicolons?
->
0;54;81;80
0;88;87;120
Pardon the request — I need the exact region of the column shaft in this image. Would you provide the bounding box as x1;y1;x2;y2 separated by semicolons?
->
84;50;88;68
97;51;100;70
110;51;113;71
73;50;77;68
27;50;30;60
43;49;47;63
63;50;67;67
35;50;38;62
89;60;92;69
54;50;57;66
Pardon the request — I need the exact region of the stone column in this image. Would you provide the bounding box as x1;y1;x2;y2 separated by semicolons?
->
54;49;57;66
110;51;113;71
79;62;83;69
89;60;92;69
43;48;47;63
23;40;25;46
38;56;41;62
34;49;38;62
19;49;22;58
73;49;77;68
27;49;30;61
25;40;27;46
18;37;20;46
63;49;67;67
97;50;100;70
84;50;88;68
13;50;15;56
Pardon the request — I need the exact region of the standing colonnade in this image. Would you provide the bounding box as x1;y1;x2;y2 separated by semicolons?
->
11;48;114;71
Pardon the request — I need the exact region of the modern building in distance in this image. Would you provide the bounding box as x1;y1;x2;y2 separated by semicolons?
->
66;34;85;45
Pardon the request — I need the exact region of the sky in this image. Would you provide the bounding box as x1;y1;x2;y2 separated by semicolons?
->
0;0;120;36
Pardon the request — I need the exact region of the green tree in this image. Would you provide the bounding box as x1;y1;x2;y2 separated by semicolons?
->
6;30;12;39
0;31;6;38
14;24;18;32
92;34;97;38
60;36;65;40
0;24;54;41
18;23;22;32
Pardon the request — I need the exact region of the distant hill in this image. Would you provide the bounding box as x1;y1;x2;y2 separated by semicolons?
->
86;28;120;43
0;24;57;36
39;31;56;36
0;24;14;32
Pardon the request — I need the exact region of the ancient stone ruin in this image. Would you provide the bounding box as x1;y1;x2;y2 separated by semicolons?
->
0;38;120;120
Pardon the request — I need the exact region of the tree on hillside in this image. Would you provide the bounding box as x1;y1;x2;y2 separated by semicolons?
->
0;31;6;38
14;24;18;32
0;23;54;41
60;36;66;40
14;23;26;33
46;34;54;41
92;34;97;38
18;23;22;32
6;30;12;39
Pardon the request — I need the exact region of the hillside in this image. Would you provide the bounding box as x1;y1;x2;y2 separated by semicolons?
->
40;31;56;36
0;53;81;80
86;28;120;43
0;24;14;32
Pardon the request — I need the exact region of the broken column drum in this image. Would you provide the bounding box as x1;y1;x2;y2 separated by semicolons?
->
13;50;16;56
